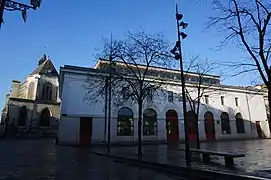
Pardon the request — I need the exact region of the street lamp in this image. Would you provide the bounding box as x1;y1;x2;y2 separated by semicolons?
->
30;0;41;9
107;54;113;152
0;0;42;28
170;4;191;168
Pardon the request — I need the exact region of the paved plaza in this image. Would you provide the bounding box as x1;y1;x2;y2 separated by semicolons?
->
0;139;187;180
1;139;271;179
93;139;271;178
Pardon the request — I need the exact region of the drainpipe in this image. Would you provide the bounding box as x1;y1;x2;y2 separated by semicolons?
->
245;93;253;137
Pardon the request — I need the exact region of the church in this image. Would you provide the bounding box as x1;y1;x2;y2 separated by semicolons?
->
1;55;60;137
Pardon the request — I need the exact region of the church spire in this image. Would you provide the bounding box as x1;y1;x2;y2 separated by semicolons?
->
38;54;47;65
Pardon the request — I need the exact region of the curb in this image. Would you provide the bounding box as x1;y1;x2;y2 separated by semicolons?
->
57;138;269;148
92;151;269;180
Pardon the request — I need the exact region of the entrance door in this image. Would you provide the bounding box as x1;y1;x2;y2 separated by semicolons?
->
204;111;216;141
79;117;93;146
187;111;197;141
166;110;179;142
256;121;262;138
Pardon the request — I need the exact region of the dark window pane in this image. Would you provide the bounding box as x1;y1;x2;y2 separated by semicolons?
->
143;108;157;136
221;112;231;134
236;113;245;134
168;91;173;102
117;107;133;136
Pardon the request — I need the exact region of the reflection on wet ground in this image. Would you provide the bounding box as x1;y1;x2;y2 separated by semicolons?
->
94;139;271;178
0;139;188;180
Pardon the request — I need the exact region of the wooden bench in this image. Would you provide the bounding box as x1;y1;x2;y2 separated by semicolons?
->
179;148;245;167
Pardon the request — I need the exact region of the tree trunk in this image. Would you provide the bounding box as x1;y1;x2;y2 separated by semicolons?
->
195;114;200;149
267;85;271;130
138;101;143;157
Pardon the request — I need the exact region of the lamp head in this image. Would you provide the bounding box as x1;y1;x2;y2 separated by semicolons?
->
170;47;177;55
179;22;188;29
174;54;181;60
30;0;41;9
175;41;180;47
176;13;183;21
180;32;187;39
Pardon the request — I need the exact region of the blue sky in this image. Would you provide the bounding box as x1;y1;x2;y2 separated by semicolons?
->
0;0;257;109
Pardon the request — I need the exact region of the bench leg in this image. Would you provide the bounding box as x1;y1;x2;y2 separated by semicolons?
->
225;157;234;167
202;153;210;163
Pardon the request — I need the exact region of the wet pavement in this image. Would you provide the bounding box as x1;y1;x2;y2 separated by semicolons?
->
0;139;187;180
93;139;271;178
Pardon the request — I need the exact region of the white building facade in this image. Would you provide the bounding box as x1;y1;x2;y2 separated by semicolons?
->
58;60;270;146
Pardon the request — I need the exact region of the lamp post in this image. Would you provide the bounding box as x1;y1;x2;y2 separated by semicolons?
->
107;54;112;152
0;0;41;28
170;4;191;167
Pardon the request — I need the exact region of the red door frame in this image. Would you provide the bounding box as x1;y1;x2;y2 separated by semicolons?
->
79;117;93;146
204;112;216;141
166;110;179;142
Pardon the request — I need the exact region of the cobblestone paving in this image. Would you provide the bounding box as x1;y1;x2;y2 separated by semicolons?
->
0;139;188;180
94;139;271;178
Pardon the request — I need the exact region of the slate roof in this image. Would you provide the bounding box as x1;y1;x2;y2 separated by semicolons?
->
29;59;59;77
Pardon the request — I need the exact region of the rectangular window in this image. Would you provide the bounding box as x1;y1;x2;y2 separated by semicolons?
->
122;87;129;100
147;89;153;101
220;96;225;106
204;95;209;105
168;91;174;102
235;97;239;107
178;93;183;102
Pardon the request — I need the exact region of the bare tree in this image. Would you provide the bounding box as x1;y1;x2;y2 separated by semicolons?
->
207;0;271;114
184;57;221;149
84;31;174;156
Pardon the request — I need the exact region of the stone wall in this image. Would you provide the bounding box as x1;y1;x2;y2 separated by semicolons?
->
7;98;60;137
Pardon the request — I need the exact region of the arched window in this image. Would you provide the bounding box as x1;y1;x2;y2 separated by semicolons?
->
42;82;52;100
143;108;157;136
28;82;35;99
165;109;179;141
204;111;216;140
236;113;245;134
18;106;27;126
39;108;51;127
221;112;231;134
117;107;133;136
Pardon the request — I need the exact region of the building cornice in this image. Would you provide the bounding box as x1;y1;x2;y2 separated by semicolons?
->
9;97;61;105
60;65;263;95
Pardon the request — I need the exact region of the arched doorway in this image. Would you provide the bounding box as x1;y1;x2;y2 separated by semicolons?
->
39;108;51;127
117;107;133;136
220;112;231;134
187;110;197;140
18;106;27;126
236;113;245;134
204;111;216;141
143;108;157;136
165;109;179;142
